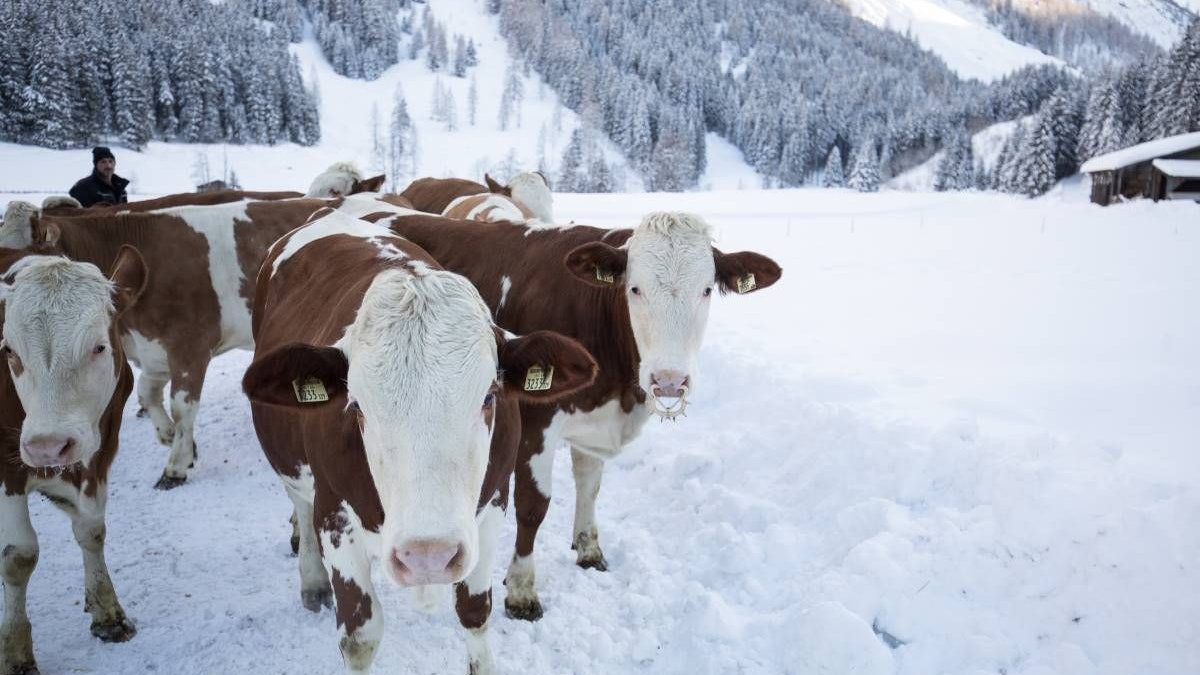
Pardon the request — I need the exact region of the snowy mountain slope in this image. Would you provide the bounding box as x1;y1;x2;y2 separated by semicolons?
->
888;118;1024;190
833;0;1064;81
0;0;767;196
1071;0;1196;48
2;187;1196;675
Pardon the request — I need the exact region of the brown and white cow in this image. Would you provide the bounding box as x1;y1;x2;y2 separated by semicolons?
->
243;209;596;674
0;197;338;489
379;211;781;620
402;171;554;224
0;247;147;675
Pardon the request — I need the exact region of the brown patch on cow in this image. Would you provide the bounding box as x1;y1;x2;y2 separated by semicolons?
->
713;248;783;295
331;569;372;634
443;194;535;223
359;212;395;224
375;193;414;210
399;177;487;214
454;583;492;630
235;199;333;307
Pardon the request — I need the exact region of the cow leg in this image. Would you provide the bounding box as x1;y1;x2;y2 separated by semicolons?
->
69;488;135;643
1;491;38;675
136;372;174;446
570;447;608;571
455;504;502;675
503;442;556;621
286;489;331;612
319;502;382;673
155;359;208;490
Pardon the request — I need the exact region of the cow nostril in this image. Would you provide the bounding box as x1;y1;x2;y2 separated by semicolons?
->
58;438;76;458
446;544;466;573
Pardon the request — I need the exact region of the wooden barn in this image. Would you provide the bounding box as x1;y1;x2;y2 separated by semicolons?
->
1080;131;1200;206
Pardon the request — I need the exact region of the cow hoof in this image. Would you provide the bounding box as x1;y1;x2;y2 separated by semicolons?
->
153;474;187;490
301;588;334;613
504;599;544;622
91;617;137;643
577;556;608;572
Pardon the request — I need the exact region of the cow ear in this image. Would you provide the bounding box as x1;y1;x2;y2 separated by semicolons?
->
353;174;386;193
108;245;148;315
484;173;505;194
499;330;597;403
564;242;627;287
34;217;60;248
243;342;349;411
713;248;782;295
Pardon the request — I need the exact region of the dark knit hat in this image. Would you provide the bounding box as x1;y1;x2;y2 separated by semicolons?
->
92;146;115;166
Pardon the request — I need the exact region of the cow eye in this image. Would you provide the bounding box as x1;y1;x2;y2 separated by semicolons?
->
347;400;362;414
703;287;713;297
483;393;496;408
630;286;641;296
1;343;10;355
93;345;107;355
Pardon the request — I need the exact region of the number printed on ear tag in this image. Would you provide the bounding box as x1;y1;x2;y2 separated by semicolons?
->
293;376;330;403
737;273;757;294
595;267;615;284
523;365;554;392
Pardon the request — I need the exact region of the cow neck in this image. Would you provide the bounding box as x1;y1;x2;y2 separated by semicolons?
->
42;213;147;277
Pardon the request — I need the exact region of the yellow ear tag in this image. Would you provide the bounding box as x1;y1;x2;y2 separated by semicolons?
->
736;273;757;294
595;267;615;284
523;365;554;392
293;376;330;404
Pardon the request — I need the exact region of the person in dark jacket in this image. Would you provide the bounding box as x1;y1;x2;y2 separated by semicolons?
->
68;147;130;207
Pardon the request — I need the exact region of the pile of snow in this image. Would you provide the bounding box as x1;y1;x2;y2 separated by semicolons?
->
5;187;1196;674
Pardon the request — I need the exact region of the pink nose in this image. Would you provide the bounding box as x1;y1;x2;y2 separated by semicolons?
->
650;371;690;398
389;539;465;585
22;435;77;467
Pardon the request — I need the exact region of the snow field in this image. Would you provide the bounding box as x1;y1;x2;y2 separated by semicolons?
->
4;187;1196;674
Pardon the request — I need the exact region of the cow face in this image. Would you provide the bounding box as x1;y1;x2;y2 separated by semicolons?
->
565;212;781;415
1;248;146;467
244;270;595;586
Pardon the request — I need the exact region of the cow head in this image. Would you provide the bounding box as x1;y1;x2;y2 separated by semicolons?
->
565;212;780;417
243;269;596;586
1;247;147;467
488;171;554;223
306;162;385;198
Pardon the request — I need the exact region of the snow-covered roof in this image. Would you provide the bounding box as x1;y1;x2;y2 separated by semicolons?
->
1152;159;1200;179
1080;132;1200;173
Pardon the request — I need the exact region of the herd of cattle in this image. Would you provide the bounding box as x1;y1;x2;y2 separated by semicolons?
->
0;162;781;674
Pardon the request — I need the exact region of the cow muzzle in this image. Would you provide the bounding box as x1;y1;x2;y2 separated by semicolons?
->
21;434;79;467
649;370;690;421
388;538;467;586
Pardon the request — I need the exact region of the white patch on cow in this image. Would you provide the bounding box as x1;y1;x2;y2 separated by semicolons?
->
341;267;500;586
372;238;408;261
271;211;398;276
443;194;475;215
1;257;120;466
122;330;173;443
458;194;528;224
528;416;566;498
507;171;555;224
336;192;422;219
465;500;503;596
279;464;316;502
306;161;362;198
170;201;256;352
0;201;39;249
465;628;495;675
555;398;652;462
498;276;512;310
624;212;717;395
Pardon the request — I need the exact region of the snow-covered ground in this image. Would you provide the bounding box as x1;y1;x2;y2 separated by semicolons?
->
4;186;1197;675
833;0;1064;82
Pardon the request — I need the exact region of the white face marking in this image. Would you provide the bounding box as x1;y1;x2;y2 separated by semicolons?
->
507;171;555;223
623;213;716;394
271;211;406;276
169;201;256;352
341;268;500;586
2;257;120;467
306;161;362;198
